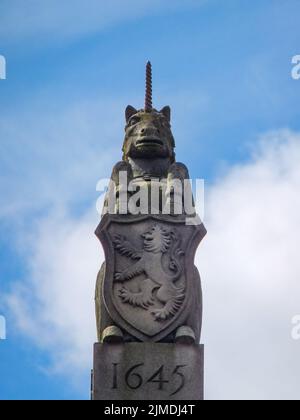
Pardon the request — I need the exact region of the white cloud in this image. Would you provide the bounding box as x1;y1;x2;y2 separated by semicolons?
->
0;0;203;46
4;129;300;399
5;207;102;386
201;130;300;400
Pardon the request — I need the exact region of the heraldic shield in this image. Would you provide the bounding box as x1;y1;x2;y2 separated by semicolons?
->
95;214;207;343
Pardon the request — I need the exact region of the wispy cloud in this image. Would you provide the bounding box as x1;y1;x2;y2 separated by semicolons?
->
0;0;204;47
0;96;124;221
5;207;101;386
4;129;300;398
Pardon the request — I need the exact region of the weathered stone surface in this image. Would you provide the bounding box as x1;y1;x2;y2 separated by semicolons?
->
92;343;204;401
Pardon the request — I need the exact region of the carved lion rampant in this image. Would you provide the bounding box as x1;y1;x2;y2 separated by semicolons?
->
113;225;185;321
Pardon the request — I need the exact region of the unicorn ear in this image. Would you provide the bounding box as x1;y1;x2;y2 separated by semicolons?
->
125;105;138;123
160;106;171;122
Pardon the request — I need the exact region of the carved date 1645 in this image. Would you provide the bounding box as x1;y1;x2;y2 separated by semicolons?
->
112;363;187;397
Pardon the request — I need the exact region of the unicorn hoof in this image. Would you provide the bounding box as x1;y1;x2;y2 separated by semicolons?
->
175;326;196;344
101;326;124;344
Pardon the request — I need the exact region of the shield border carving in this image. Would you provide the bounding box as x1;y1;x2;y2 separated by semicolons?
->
96;214;206;342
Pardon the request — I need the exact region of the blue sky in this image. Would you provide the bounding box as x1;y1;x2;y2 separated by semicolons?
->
1;0;300;400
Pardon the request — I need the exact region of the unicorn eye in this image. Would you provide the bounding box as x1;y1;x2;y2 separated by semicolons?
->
129;116;140;126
